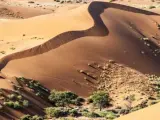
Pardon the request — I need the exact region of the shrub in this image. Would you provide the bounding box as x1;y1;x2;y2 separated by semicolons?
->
28;1;35;3
89;91;110;110
10;47;16;50
48;90;78;107
4;101;14;108
32;115;43;120
14;101;22;109
149;6;156;9
82;111;100;118
23;100;29;107
20;115;43;120
4;101;22;109
0;51;5;54
8;94;16;100
69;109;79;117
35;92;41;96
105;111;117;120
87;98;93;103
76;97;85;103
98;111;118;119
17;95;22;100
45;107;68;118
72;97;84;106
20;114;31;120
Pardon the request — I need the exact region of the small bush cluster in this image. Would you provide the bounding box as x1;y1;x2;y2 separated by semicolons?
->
7;94;22;100
45;107;68;118
88;91;110;110
4;93;29;109
4;101;22;109
48;90;83;107
5;77;116;119
81;111;100;118
20;114;43;120
68;108;80;117
16;77;50;98
148;75;160;99
98;111;118;120
44;107;119;119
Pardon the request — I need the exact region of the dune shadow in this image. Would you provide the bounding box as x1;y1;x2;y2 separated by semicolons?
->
0;1;159;70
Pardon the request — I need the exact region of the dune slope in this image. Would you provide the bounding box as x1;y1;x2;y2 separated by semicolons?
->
0;2;160;96
116;103;160;120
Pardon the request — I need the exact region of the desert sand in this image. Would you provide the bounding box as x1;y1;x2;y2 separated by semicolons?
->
0;0;160;119
116;102;160;120
1;1;160;95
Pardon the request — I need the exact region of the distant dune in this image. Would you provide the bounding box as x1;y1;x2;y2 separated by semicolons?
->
0;1;160;97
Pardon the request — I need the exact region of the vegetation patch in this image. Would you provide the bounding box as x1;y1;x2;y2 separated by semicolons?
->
88;91;110;111
48;90;80;107
0;72;159;119
20;114;43;120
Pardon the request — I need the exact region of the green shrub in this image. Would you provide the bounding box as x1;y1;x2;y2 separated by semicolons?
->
35;92;41;96
48;90;78;107
20;114;31;120
4;101;14;108
32;115;43;120
98;111;118;119
13;101;22;109
98;111;108;117
20;115;43;120
23;100;29;107
89;91;110;110
105;111;117;120
17;95;23;100
4;101;22;109
69;109;79;117
73;97;85;106
45;107;68;118
8;94;16;100
82;111;100;118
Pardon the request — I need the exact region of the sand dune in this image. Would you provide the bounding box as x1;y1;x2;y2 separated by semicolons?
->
116;103;160;120
0;1;160;119
0;4;93;58
0;1;160;97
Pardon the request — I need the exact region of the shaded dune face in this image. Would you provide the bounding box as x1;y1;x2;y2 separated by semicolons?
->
0;1;160;96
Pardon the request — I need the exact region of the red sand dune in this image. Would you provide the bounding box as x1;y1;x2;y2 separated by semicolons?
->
0;2;160;97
